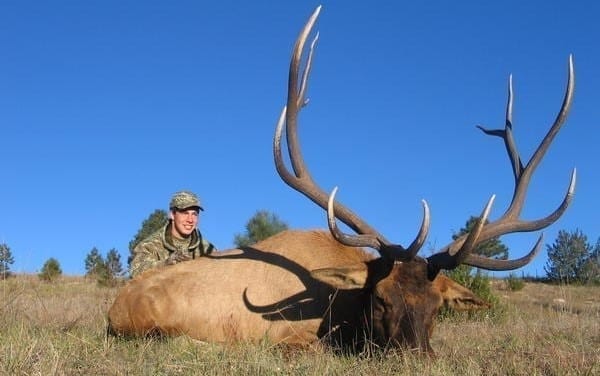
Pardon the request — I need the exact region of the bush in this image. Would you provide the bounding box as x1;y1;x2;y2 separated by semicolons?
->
446;266;497;302
39;258;62;282
505;273;525;291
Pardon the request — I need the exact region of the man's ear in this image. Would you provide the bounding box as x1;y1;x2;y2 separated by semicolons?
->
433;274;491;311
311;263;369;290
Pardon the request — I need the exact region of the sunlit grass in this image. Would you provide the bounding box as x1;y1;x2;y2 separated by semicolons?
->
1;275;598;375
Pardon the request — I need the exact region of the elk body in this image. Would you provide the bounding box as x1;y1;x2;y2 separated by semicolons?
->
108;6;576;354
108;230;486;351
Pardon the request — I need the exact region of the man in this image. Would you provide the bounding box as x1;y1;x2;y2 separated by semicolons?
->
130;190;216;277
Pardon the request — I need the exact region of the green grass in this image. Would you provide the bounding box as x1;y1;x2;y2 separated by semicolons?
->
1;275;598;375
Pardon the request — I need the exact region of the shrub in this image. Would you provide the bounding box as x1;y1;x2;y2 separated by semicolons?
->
39;258;62;282
505;273;525;291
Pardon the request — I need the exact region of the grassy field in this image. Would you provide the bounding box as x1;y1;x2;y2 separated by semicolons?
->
1;275;598;375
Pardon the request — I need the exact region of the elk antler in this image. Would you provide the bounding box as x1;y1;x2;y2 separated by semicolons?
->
273;6;430;261
427;56;576;275
275;6;576;273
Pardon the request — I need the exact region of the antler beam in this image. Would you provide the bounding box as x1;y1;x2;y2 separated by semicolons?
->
273;6;430;261
428;56;576;274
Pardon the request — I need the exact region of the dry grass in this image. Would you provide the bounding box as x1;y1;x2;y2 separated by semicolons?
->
1;275;598;375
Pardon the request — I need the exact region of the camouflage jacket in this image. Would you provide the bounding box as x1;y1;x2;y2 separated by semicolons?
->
129;221;216;277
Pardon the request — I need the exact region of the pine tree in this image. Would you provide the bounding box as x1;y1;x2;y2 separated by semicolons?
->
95;262;114;287
84;247;105;276
105;248;123;278
544;229;591;284
0;243;15;279
128;209;168;268
579;239;600;285
39;258;62;282
234;210;288;247
452;216;508;260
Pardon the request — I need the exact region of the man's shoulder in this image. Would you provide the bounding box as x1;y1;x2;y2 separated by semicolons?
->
135;226;166;250
200;235;217;254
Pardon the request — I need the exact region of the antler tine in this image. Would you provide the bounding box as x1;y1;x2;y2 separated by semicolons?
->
285;6;321;177
274;6;428;261
476;74;523;181
452;195;495;266
513;55;575;213
464;234;544;271
273;6;385;241
327;187;381;250
404;199;431;258
427;195;495;274
429;55;576;273
475;55;574;224
327;187;431;260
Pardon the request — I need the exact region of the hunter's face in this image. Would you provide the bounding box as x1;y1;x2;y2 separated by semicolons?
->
171;208;199;238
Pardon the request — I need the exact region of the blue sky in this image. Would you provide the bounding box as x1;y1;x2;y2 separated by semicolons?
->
1;1;598;277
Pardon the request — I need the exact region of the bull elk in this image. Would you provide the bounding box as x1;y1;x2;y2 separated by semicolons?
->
108;6;576;354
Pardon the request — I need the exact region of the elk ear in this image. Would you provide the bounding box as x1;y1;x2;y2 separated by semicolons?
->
433;274;491;311
311;263;369;290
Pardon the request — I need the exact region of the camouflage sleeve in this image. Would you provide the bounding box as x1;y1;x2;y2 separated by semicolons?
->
201;238;217;255
130;242;166;277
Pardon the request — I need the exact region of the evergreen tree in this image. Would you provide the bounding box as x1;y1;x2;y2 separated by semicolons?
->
39;258;62;282
234;210;289;247
128;209;168;268
452;216;509;260
106;248;123;278
579;238;600;285
94;261;115;287
0;243;15;279
84;247;105;276
544;229;591;284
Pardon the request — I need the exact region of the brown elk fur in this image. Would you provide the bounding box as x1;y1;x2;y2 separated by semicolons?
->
108;230;487;352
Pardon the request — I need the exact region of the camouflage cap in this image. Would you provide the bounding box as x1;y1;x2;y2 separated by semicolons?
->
169;191;203;211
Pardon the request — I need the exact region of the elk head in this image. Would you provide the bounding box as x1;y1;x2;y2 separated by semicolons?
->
274;6;575;353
